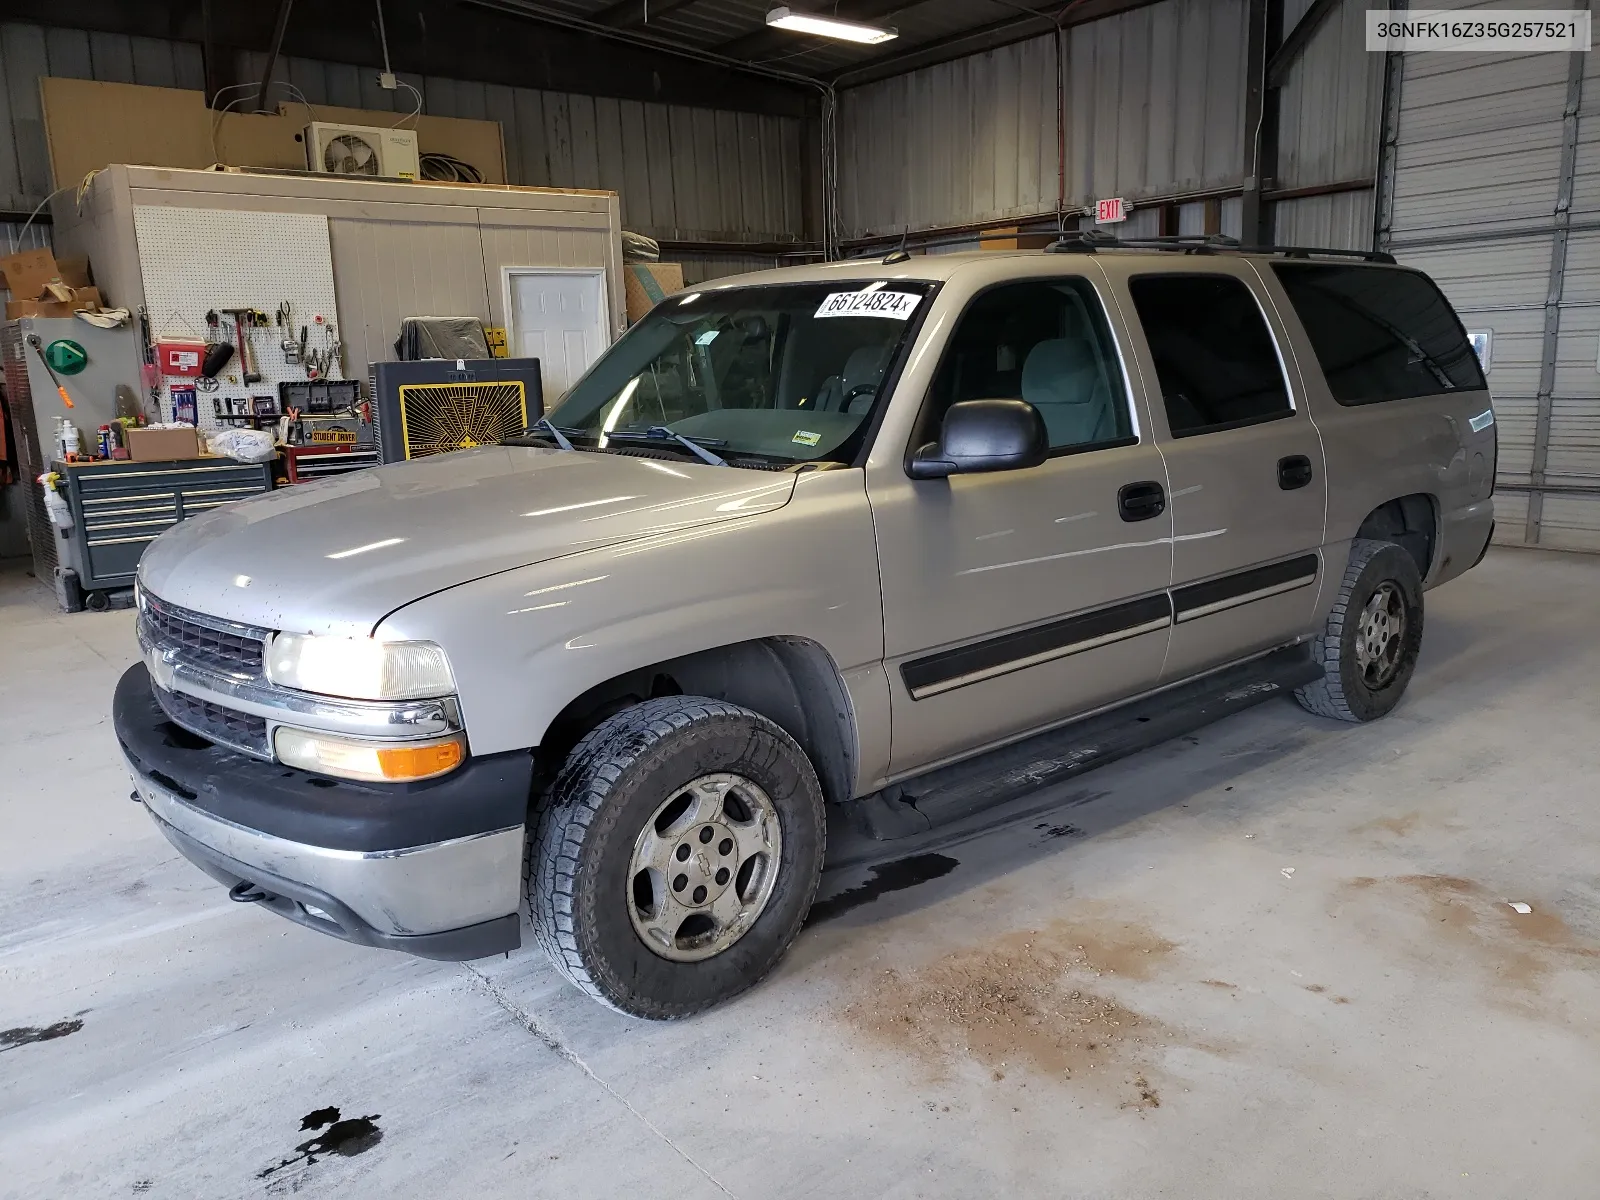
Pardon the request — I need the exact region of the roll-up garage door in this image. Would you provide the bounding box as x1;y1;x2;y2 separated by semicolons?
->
1378;23;1600;551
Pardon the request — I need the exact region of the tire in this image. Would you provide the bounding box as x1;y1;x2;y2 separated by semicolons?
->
1295;537;1425;723
528;696;826;1019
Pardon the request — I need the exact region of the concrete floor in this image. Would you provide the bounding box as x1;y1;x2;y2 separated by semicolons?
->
2;546;1598;1199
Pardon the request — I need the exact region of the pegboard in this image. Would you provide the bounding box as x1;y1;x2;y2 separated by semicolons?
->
133;206;344;431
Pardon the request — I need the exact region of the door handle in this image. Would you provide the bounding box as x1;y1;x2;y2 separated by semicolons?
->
1117;480;1166;522
1278;455;1314;491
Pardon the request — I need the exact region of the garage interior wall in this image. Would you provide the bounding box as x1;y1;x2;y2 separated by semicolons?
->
833;0;1380;253
1381;35;1600;552
0;21;805;262
1271;0;1384;250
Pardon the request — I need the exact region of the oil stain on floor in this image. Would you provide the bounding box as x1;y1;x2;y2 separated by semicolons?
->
257;1107;383;1193
807;853;960;924
839;916;1179;1108
0;1018;83;1051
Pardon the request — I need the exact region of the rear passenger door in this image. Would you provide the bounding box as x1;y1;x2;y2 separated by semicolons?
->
1109;262;1328;681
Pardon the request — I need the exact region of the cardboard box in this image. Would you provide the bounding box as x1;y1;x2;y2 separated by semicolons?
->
979;226;1057;251
0;247;62;299
125;426;204;461
625;263;684;322
6;286;101;320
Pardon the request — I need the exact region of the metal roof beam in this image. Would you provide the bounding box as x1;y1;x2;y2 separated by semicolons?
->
1266;0;1341;88
591;0;706;29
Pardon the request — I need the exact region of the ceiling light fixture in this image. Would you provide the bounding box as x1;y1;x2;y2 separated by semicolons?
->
765;7;898;44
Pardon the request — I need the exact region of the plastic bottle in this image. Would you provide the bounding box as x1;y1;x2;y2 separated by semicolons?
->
61;420;80;459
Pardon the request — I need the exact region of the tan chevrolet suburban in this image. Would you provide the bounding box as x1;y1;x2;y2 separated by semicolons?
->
117;233;1496;1018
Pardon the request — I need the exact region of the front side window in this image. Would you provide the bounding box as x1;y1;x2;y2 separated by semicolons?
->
547;281;932;464
1128;274;1293;437
922;278;1134;453
1272;263;1484;405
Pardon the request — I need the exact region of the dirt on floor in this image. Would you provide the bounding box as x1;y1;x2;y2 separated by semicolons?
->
1339;874;1600;1000
838;916;1177;1108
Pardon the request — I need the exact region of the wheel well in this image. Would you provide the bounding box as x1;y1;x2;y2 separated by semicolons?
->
538;638;857;807
1356;494;1437;580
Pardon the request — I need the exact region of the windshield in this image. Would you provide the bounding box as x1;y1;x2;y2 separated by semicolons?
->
546;280;935;464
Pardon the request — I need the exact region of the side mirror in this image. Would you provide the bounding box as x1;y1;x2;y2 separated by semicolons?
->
907;398;1048;480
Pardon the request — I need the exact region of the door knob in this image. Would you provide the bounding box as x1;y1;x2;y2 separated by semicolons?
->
1118;480;1166;522
1278;455;1314;490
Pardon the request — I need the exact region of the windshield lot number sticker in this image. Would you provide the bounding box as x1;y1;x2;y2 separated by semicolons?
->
815;290;922;320
792;429;821;446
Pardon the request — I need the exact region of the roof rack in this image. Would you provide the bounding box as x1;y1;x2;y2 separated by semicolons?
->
1045;229;1395;263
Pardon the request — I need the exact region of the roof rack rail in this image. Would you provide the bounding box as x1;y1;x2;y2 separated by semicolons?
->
1046;229;1395;263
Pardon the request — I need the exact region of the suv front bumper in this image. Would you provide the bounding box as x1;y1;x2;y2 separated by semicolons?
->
114;663;531;960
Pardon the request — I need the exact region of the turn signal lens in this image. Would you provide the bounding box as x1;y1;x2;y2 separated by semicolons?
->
274;727;466;782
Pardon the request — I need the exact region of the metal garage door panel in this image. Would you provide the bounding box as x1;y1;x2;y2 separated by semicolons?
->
1551;303;1600;396
1391;129;1561;234
1556;231;1600;302
1398;52;1568;140
1490;490;1529;544
1543;399;1600;480
1400;240;1550;308
1390;52;1567;236
1538;496;1600;551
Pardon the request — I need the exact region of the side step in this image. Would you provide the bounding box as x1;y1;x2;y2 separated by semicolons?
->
825;644;1321;871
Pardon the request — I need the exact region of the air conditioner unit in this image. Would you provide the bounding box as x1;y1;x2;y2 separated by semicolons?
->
303;123;420;180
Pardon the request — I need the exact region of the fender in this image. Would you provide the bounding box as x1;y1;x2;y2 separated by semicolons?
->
375;468;888;778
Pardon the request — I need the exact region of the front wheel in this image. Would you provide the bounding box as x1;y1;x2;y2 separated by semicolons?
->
1295;538;1425;723
528;697;826;1018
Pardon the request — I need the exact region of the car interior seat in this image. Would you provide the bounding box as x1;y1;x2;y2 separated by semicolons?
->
814;345;891;413
1020;337;1116;447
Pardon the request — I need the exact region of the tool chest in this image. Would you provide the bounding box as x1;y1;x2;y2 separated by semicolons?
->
56;458;273;592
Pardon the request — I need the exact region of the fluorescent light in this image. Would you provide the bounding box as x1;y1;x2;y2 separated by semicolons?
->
766;7;897;44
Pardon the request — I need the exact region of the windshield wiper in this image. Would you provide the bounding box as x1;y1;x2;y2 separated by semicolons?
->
607;427;728;467
516;417;581;451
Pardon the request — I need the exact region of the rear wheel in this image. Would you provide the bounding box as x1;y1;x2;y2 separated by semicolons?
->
528;696;825;1019
1295;538;1424;723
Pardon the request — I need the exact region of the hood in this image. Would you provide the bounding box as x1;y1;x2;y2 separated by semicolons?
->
137;446;796;635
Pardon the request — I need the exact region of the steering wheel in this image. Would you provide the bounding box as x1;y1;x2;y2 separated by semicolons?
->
840;382;879;413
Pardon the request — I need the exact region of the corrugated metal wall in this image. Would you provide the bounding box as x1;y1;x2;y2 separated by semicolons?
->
837;0;1249;239
1271;0;1382;250
238;51;805;245
0;22;803;248
1381;17;1600;552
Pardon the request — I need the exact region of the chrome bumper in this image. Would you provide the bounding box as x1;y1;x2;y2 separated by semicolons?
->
131;760;523;943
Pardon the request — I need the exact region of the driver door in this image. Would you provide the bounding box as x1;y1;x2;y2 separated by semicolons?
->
867;272;1174;776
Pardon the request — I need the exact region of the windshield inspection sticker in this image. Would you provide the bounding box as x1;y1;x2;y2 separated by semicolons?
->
792;429;821;446
815;290;922;320
1469;408;1495;432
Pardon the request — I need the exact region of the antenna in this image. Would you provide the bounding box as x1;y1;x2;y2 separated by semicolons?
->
882;225;911;265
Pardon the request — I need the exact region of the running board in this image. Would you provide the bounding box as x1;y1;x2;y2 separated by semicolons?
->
825;644;1321;871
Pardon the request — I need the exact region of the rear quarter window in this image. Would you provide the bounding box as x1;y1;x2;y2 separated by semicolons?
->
1271;263;1485;405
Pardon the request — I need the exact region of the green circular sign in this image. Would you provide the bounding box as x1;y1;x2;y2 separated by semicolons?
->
45;339;88;376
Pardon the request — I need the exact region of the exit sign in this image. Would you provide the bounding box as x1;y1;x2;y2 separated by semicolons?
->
1094;197;1128;224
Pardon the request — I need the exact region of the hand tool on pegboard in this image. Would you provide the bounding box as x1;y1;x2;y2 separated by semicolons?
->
223;308;263;384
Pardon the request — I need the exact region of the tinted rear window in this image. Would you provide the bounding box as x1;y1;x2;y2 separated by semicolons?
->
1127;274;1293;437
1272;264;1484;405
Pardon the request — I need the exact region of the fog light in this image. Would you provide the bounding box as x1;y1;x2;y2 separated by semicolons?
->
274;727;466;782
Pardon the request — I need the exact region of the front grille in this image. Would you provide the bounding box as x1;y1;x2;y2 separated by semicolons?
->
142;595;265;678
153;684;271;757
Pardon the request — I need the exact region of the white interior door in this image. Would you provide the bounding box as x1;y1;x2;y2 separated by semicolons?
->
508;270;609;402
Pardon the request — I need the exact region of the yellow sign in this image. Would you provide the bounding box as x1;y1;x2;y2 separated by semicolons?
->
309;429;358;444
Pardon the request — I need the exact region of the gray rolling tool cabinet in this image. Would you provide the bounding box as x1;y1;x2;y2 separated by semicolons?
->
54;458;273;608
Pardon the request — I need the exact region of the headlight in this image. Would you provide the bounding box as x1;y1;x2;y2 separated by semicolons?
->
274;727;466;782
265;633;455;700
